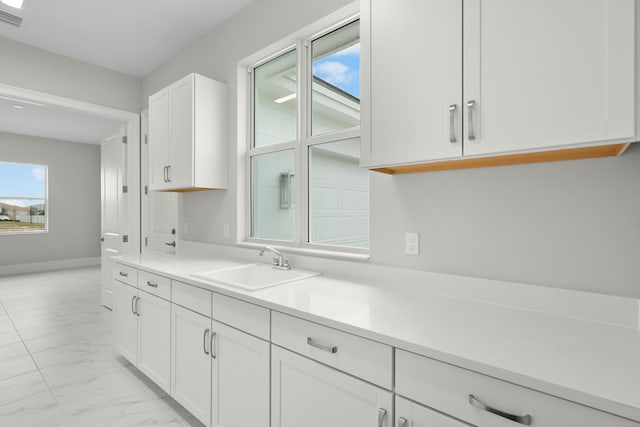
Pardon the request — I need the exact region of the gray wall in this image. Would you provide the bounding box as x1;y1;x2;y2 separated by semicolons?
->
0;37;141;112
143;0;640;298
0;132;101;266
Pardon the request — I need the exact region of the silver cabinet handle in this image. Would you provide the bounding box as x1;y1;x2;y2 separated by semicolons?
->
378;408;387;427
163;166;168;183
469;394;531;425
131;295;136;315
165;241;176;248
203;329;210;355
449;104;457;143
135;297;140;316
119;271;128;277
167;165;171;182
467;100;476;140
398;417;407;427
146;281;158;288
210;332;217;359
307;337;337;354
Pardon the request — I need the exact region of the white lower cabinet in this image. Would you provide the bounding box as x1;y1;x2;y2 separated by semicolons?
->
112;278;171;393
171;304;212;426
112;279;138;364
271;345;393;427
170;297;270;427
396;396;467;427
212;320;270;427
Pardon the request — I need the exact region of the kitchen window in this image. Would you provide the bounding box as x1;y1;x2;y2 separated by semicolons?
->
0;161;48;234
248;17;368;253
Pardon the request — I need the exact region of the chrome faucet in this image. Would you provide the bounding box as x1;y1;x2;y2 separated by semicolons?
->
259;246;290;270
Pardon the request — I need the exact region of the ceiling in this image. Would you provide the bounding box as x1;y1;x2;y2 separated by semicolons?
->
0;0;256;77
0;95;122;145
0;0;256;145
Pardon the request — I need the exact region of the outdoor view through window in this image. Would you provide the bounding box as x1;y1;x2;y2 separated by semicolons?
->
0;161;47;233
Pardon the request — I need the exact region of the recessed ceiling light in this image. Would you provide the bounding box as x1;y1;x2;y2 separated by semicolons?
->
1;0;23;9
12;104;24;109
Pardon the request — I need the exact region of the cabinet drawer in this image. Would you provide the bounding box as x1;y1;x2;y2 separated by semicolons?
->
271;311;392;389
396;350;637;427
212;293;269;341
138;270;170;301
171;280;211;317
113;264;137;287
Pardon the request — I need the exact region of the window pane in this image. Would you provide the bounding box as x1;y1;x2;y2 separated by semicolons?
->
309;138;368;248
251;150;295;241
0;162;47;233
311;20;360;136
254;50;297;148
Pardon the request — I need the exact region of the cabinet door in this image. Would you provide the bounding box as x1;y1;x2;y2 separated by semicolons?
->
271;346;392;427
361;0;463;168
396;396;466;427
112;280;138;365
137;291;171;393
171;304;212;426
167;76;195;189
463;0;635;156
211;321;270;427
148;89;170;190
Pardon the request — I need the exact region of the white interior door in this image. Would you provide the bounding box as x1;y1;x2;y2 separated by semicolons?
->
101;126;127;308
141;109;179;254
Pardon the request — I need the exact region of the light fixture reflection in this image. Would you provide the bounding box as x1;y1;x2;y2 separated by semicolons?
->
274;93;296;104
1;0;23;9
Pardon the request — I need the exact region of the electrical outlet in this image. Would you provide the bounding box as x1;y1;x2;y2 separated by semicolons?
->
405;232;419;255
183;222;189;235
223;224;230;238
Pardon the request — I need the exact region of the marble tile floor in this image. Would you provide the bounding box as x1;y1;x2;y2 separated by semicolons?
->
0;267;204;427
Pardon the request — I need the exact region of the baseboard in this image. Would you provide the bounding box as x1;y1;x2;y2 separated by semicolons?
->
0;257;100;277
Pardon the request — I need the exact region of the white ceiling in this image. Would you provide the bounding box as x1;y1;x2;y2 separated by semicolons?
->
0;0;256;145
0;0;256;77
0;96;122;145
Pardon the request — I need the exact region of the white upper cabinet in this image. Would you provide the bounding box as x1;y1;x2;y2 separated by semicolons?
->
463;0;635;157
361;0;636;170
149;73;228;191
361;0;463;168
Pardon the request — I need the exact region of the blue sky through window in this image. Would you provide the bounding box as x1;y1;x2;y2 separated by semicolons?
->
313;43;360;99
0;162;46;206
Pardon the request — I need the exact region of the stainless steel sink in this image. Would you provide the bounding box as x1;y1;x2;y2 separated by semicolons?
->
191;263;320;290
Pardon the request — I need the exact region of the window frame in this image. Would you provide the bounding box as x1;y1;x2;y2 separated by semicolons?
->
0;160;49;235
245;12;368;256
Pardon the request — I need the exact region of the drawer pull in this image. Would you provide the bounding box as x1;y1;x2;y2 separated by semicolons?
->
469;394;532;425
307;337;337;354
398;417;407;427
119;271;128;277
146;281;158;288
378;408;387;427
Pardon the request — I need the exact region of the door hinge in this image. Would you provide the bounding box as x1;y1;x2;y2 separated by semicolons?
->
122;136;128;144
144;185;148;195
122;185;128;193
123;235;129;243
144;134;148;145
144;237;148;247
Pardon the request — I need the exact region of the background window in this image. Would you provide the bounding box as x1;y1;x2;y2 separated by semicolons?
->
0;161;47;233
253;50;297;148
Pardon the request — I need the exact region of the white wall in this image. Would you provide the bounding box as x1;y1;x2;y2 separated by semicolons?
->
143;0;640;298
0;37;141;112
0;132;101;267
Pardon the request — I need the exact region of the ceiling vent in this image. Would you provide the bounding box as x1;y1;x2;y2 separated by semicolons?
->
0;8;22;27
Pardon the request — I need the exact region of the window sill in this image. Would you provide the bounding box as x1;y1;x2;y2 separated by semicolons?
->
236;241;370;262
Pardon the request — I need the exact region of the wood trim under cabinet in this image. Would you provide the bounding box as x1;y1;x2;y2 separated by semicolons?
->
371;143;628;175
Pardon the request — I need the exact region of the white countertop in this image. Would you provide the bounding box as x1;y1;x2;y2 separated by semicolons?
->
114;251;640;423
